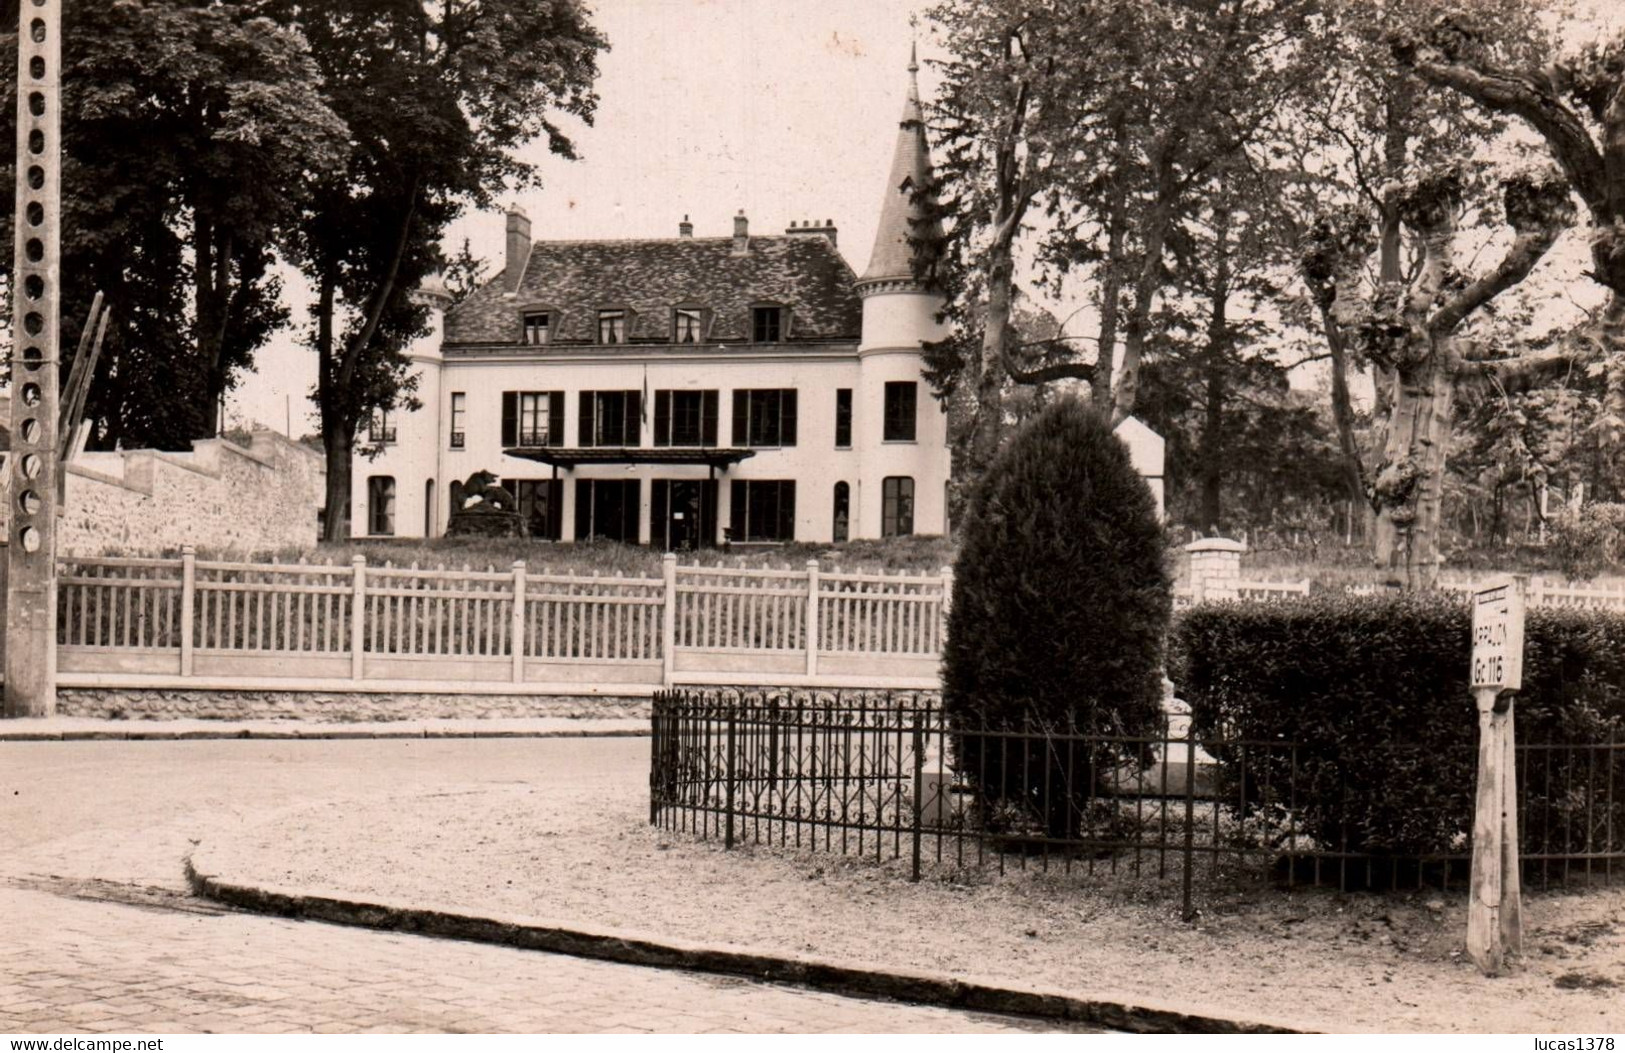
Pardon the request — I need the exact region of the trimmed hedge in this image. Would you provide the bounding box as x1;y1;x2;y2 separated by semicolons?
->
1172;594;1625;856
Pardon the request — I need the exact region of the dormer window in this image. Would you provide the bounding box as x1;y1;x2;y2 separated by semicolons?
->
598;309;626;345
522;311;551;345
674;308;703;344
752;306;782;343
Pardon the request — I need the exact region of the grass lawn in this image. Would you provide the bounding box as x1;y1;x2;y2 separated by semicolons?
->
322;534;957;576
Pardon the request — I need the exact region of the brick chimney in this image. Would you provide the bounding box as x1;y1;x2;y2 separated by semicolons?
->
732;210;749;254
785;217;838;248
679;214;693;238
504;205;531;295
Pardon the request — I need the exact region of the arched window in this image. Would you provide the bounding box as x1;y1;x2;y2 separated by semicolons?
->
367;476;396;536
832;481;850;543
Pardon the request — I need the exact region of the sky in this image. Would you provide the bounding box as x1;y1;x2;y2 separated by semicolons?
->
228;0;939;435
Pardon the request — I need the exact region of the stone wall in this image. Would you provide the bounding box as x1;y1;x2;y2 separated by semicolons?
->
56;689;652;722
53;685;940;722
58;430;323;556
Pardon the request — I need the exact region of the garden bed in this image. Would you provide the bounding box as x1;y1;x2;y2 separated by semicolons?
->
202;776;1625;1033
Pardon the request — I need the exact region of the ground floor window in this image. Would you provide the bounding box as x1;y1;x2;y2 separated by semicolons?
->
882;476;914;537
368;476;396;536
574;479;640;542
832;481;850;543
504;478;563;540
652;479;718;551
730;480;796;542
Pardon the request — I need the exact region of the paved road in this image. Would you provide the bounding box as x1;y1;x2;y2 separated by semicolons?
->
0;738;1082;1034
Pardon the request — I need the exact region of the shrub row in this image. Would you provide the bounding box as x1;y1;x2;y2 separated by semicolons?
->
1171;594;1625;856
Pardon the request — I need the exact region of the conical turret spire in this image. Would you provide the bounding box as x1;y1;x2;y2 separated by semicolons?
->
860;46;941;288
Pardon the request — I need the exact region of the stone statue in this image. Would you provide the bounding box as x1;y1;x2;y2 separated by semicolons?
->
450;470;517;514
446;470;527;538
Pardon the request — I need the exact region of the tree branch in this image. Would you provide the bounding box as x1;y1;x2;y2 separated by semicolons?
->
1401;42;1609;220
1431;224;1563;335
1003;354;1094;386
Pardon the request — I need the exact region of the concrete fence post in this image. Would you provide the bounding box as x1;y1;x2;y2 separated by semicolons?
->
662;553;677;688
1184;537;1245;604
179;546;196;677
805;559;820;676
350;555;366;680
511;560;527;683
939;565;955;651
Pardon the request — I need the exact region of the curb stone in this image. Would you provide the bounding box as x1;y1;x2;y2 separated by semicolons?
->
184;853;1308;1035
0;726;652;742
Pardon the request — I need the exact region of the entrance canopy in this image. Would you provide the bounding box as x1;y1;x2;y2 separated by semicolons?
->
503;447;756;470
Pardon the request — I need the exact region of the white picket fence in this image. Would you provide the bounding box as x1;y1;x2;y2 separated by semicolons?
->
49;551;1625;696
55;552;950;692
1345;574;1625;610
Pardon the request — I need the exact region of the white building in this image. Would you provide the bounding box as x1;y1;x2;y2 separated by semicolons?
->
350;55;949;548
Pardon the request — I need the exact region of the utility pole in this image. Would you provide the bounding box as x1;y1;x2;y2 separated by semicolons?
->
5;0;64;718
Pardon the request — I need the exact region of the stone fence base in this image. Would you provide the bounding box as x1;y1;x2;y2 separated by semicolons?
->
55;689;653;723
52;685;942;723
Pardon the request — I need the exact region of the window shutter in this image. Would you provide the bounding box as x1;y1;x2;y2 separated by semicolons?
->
575;480;592;540
781;390;797;447
730;480;746;539
732;391;748;447
549;391;564;446
702;391;719;448
651;480;669;551
625;390;641;446
501;392;517;446
579;392;595;447
654;391;671;447
779;481;796;541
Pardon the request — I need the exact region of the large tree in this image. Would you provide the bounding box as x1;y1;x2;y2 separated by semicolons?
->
1311;164;1576;588
1;0;344;448
925;0;1317;509
263;0;606;540
1399;16;1625;455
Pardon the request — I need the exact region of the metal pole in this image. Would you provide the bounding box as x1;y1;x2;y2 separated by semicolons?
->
725;712;737;850
1182;723;1197;921
911;718;924;882
5;0;64;718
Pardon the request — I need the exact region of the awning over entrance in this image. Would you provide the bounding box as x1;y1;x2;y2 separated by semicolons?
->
503;447;756;470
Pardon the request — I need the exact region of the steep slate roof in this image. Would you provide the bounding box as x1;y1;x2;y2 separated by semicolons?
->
862;46;942;285
445;234;862;346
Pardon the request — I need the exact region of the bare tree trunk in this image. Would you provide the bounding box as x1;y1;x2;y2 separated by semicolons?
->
1110;166;1176;426
1317;300;1371;539
323;427;353;542
971;245;1014;475
1373;349;1455;590
1197;206;1232;533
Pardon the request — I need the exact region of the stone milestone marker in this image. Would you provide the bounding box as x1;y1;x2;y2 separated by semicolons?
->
1467;574;1527;975
5;0;64;719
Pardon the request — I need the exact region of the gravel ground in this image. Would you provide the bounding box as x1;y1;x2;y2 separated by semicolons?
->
205;777;1625;1033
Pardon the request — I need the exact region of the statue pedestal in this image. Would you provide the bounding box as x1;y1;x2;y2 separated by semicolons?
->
445;509;527;539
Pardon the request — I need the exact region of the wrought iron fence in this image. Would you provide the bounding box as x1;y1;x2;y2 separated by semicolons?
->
649;690;1625;918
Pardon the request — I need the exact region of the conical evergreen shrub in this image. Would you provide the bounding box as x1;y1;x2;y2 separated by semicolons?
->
943;397;1172;835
